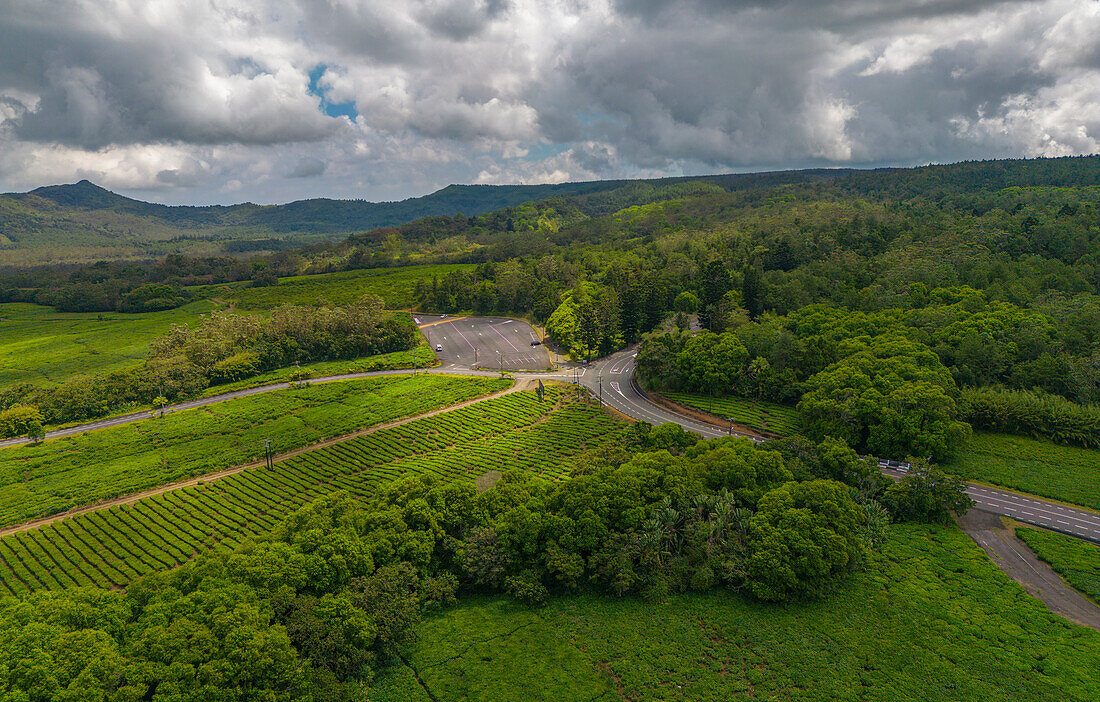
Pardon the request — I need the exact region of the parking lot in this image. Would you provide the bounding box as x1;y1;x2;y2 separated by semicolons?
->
415;315;551;371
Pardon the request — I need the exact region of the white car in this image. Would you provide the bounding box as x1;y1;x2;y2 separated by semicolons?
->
435;344;443;352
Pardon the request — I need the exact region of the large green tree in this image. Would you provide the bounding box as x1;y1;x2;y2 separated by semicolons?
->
797;336;971;460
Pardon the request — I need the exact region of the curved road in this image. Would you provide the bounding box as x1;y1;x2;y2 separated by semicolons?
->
4;330;1099;545
580;348;1100;545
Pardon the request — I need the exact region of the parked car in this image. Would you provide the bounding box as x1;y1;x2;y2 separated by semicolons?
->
435;344;443;352
530;339;542;346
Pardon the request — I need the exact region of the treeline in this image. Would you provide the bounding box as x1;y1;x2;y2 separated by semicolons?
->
0;427;971;700
963;387;1100;449
635;288;1100;455
0;297;416;433
0;256;262;313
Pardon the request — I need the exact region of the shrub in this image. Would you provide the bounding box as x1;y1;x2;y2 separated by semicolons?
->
0;404;43;439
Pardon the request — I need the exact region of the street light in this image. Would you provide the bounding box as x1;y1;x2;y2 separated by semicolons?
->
598;375;603;406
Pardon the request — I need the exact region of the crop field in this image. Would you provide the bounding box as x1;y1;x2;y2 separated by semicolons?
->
0;374;507;528
0;300;220;386
1017;527;1100;602
945;433;1100;510
0;385;629;595
660;392;802;435
372;524;1100;702
189;263;474;310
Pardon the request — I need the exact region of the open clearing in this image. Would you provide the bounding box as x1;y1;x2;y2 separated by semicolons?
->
0;300;220;386
373;524;1100;702
189;263;473;310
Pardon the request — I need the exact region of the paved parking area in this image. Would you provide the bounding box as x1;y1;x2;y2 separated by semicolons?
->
415;314;551;371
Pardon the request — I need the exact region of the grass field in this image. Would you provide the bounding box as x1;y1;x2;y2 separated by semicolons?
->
189;264;474;310
660;392;802;435
0;300;221;386
0;385;629;595
1017;527;1100;603
945;433;1100;510
196;345;438;397
0;374;507;528
372;524;1100;702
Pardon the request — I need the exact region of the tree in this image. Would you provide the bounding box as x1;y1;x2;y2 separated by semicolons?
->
673;291;700;315
698;260;732;330
0;404;43;439
742;263;764;319
744;480;867;601
798;337;971;461
676;332;750;394
883;462;974;524
26;420;45;444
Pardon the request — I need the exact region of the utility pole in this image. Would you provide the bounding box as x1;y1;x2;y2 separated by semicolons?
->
497;350;502;377
599;375;603;406
475;347;478;368
263;439;272;470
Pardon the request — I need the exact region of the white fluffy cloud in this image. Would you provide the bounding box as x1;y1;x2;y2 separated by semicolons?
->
0;0;1095;204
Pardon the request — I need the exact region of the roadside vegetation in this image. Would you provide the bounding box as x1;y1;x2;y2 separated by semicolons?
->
659;391;802;434
1016;527;1100;602
0;374;507;528
945;433;1100;510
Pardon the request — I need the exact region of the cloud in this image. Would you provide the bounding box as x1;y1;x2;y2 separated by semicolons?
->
0;0;1095;204
288;156;327;178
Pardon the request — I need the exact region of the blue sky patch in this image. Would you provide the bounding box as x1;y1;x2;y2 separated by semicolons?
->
308;65;359;121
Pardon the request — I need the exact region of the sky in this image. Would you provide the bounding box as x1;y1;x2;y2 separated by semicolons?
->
0;0;1097;205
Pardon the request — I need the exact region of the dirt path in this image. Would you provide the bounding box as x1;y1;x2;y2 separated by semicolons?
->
958;509;1100;631
0;379;531;539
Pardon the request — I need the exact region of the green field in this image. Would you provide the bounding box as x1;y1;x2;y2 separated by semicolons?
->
660;392;802;435
0;385;628;595
945;433;1100;510
373;524;1100;702
190;264;474;310
195;344;438;397
1017;527;1100;602
0;300;221;386
0;374;507;528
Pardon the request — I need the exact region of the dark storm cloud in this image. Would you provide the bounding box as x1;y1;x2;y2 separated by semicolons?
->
0;0;1095;204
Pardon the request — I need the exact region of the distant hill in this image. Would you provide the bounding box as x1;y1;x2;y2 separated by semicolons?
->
0;169;852;268
7;157;1094;269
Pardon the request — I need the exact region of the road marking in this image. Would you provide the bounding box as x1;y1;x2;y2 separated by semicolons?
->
489;323;521;351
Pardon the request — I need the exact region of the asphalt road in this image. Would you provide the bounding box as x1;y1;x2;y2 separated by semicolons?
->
4;327;1098;545
581;348;1100;545
415;315;551;371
